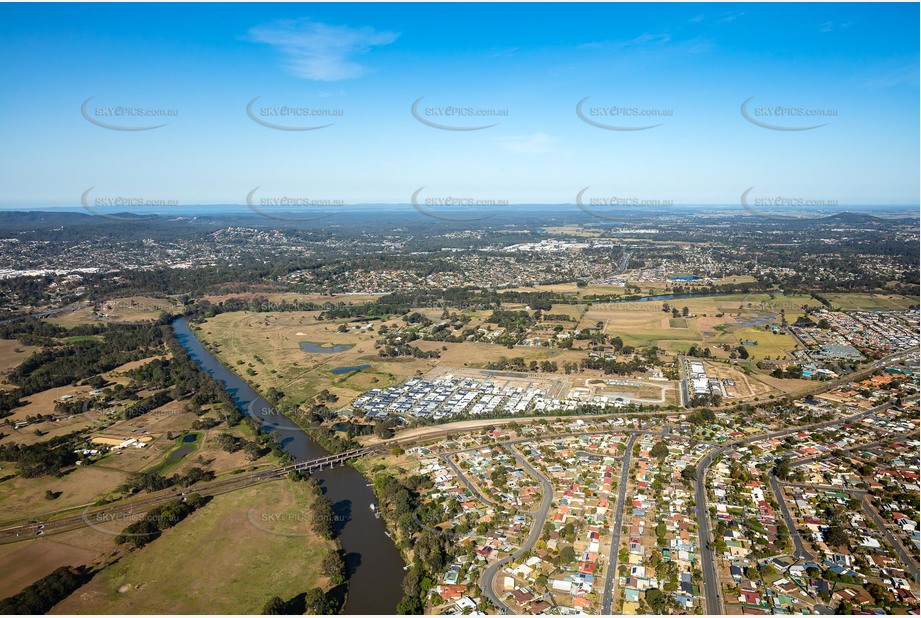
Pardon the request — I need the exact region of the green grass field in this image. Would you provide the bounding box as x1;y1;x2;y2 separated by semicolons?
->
731;327;799;360
51;479;335;614
823;293;918;312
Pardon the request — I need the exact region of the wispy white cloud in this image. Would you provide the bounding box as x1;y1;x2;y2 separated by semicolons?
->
819;21;853;33
860;64;918;89
248;19;398;81
490;47;520;58
579;33;672;51
690;11;745;24
717;11;745;23
498;133;555;154
632;33;672;45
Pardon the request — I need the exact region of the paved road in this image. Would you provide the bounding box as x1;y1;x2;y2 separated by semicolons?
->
0;469;283;542
857;493;920;580
440;453;497;508
0;447;381;540
694;403;889;614
777;480;866;495
479;443;554;614
695;447;724;614
788;431;918;469
771;432;919;580
447;429;695;612
768;473;815;560
772;478;919;580
601;433;637;614
677;355;689;408
0;303;81;324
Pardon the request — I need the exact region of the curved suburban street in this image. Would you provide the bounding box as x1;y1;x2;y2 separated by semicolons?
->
694;402;889;613
480;443;554;613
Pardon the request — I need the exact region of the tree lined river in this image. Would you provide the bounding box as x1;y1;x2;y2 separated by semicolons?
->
172;317;405;614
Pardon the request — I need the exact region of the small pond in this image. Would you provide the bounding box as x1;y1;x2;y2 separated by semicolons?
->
330;364;372;375
299;341;354;354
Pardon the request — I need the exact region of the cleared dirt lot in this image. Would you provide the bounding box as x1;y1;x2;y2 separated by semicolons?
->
0;538;106;600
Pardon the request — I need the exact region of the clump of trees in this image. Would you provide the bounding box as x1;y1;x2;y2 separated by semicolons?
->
291;475;338;540
650;441;669;460
261;588;341;615
371;473;453;614
0;566;93;614
114;494;209;548
0;432;83;478
120;467;215;495
321;550;346;585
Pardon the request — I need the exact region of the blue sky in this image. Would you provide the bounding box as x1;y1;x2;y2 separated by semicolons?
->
0;2;918;208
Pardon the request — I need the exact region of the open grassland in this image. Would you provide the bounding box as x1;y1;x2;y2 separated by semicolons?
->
201;291;383;305
541;226;602;237
46;296;179;327
593;310;705;348
731;327;800;361
581;293;823;356
0;384;97;446
0;339;41;376
822;293;918;311
588;380;679;405
416;339;584;367
546;303;585;320
505;283;622;296
0;399;275;523
0;355;169;448
50;479;334;615
0;465;128;522
352;449;418;481
748;370;818;396
195;310;586;408
0;532;119;600
193;310;393;406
